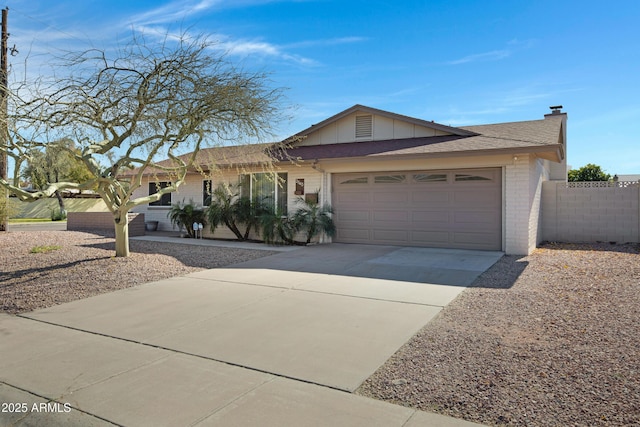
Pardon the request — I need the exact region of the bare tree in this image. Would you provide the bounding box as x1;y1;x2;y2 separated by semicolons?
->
0;33;285;256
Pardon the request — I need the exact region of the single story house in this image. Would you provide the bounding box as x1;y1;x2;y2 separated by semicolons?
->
132;104;568;255
614;174;640;182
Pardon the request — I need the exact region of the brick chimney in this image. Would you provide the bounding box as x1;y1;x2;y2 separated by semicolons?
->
545;105;565;117
544;105;568;181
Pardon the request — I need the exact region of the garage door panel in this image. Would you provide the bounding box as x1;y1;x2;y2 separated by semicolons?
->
337;210;370;222
333;169;501;251
372;229;409;242
372;210;409;223
411;210;450;223
373;191;409;203
411;230;450;245
412;191;451;204
335;192;369;204
452;191;500;206
337;228;370;241
452;232;501;247
454;211;500;225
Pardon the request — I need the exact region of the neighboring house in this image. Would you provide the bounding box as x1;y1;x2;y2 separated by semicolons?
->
132;104;568;255
614;174;640;182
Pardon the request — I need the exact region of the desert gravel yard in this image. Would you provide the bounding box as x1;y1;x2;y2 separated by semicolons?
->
358;242;640;427
2;231;639;426
0;230;277;314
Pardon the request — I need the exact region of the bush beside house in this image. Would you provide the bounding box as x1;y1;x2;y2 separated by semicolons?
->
171;193;336;245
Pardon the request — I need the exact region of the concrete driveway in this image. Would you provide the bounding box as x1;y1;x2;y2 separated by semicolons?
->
1;243;500;426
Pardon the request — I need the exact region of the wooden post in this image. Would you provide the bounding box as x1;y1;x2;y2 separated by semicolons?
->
0;8;8;232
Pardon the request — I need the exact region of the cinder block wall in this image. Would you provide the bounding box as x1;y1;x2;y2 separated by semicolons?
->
505;155;534;255
67;212;146;236
542;182;640;243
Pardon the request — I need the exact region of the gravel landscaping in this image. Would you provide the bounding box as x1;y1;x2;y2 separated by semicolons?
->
3;231;639;426
358;242;640;427
0;230;277;314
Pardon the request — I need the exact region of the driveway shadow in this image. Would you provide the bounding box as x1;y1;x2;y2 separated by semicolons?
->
467;254;528;289
539;241;639;254
207;243;507;288
80;239;277;269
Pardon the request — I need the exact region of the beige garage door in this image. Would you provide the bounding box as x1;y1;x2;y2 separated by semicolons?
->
332;168;502;250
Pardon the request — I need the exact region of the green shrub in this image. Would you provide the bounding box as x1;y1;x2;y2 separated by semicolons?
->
259;195;336;245
30;245;62;254
167;199;206;238
50;208;67;221
206;183;267;241
290;196;336;244
259;209;297;245
0;196;18;223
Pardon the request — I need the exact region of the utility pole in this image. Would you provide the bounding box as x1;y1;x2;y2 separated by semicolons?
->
0;7;7;232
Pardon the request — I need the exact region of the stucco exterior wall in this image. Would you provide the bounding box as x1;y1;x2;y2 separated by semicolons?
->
297;112;451;146
132;166;326;237
542;182;640;243
130;151;554;254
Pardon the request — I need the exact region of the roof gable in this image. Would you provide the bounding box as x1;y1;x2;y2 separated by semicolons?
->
289;104;477;147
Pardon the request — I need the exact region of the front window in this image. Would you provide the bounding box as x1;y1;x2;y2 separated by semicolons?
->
149;181;171;206
240;172;288;214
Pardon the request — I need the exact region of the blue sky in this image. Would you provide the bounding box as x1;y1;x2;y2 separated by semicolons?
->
7;0;640;175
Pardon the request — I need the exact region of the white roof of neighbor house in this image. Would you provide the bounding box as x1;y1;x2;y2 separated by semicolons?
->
616;174;640;182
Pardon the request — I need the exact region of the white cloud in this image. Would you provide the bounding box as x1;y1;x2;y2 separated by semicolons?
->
447;39;536;66
284;36;368;49
205;35;316;65
447;49;510;65
129;0;222;26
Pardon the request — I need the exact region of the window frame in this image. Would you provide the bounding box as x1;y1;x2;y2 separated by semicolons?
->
149;181;172;207
240;172;288;214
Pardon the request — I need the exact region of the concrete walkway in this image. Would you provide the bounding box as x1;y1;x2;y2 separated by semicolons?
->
1;239;501;426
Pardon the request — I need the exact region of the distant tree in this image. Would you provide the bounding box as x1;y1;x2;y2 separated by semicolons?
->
21;139;95;211
0;32;284;256
568;163;611;182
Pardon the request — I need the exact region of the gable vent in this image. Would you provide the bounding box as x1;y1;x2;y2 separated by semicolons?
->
355;115;373;139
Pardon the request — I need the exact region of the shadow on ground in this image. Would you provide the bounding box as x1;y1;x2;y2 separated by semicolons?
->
81;237;276;270
0;257;111;287
538;241;639;254
467;254;528;289
210;243;506;288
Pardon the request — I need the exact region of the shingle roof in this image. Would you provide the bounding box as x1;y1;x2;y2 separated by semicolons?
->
460;115;564;147
128;108;566;176
284;114;565;162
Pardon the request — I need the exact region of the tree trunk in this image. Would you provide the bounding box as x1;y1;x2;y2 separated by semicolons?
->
54;190;65;212
114;210;130;257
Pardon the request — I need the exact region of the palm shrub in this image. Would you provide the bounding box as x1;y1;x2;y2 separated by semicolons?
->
207;183;266;241
259;195;336;245
259;209;297;245
167;199;206;238
50;207;67;221
291;196;336;244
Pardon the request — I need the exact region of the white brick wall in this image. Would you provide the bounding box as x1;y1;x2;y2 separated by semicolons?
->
542;182;640;243
528;157;549;252
505;155;534;255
